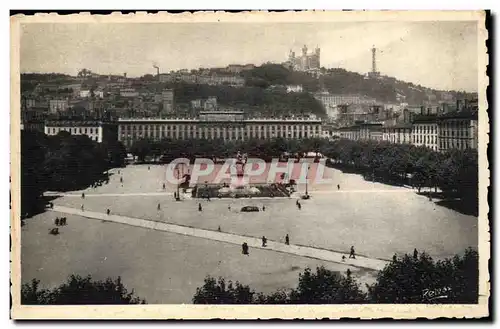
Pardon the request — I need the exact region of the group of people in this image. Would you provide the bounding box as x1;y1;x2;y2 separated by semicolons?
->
54;217;67;226
49;216;68;235
92;177;109;189
243;234;290;255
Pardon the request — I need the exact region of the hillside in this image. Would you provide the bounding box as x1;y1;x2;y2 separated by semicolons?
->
243;64;475;105
171;82;326;118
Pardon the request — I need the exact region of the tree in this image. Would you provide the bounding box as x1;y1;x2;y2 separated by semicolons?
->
368;248;478;304
130;138;152;162
288;267;366;304
192;277;255;304
102;140;127;168
21;275;146;305
21;130;49;217
192;268;366;304
21;131;127;215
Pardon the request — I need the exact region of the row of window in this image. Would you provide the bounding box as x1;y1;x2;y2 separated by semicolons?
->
49;127;99;135
440;139;471;150
414;124;437;134
119;125;320;132
413;135;437;145
47;127;99;141
120;130;315;140
440;121;471;129
440;129;469;138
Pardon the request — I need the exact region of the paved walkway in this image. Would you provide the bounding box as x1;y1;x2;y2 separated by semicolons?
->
50;205;389;271
45;192;176;197
45;189;415;198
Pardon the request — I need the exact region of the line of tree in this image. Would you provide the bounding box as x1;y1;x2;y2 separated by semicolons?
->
192;248;478;304
129;136;478;205
21;130;127;217
21;275;145;305
21;248;478;305
129;137;325;163
323;139;478;207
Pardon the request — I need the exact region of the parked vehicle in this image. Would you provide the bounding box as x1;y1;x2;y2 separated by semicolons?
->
241;206;260;212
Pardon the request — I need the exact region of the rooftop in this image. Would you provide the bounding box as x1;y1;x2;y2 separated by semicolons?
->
438;110;478;120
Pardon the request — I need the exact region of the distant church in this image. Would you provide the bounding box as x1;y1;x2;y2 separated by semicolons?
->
286;45;321;73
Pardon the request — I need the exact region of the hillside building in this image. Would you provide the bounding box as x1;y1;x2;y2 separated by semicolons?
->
287;45;321;74
161;89;175;114
49;99;69;113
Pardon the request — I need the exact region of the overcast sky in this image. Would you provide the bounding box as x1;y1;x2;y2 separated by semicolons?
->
20;21;478;92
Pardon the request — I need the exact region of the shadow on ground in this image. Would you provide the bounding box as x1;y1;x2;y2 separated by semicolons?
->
416;191;478;217
21;195;60;227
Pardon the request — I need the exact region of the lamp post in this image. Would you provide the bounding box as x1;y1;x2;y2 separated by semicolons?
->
176;166;181;201
305;165;310;196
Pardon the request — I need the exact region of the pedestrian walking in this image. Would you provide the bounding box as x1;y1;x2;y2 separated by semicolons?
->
81;204;84;212
218;226;221;232
297;202;301;210
285;234;290;245
349;246;356;259
342;255;346;262
106;208;111;215
337;184;340;190
228;205;231;211
262;205;266;212
262;236;267;247
198;203;202;212
157;203;161;210
55;217;60;226
120;177;123;184
242;242;249;255
81;192;85;199
148;166;150;170
162;183;166;190
61;217;67;225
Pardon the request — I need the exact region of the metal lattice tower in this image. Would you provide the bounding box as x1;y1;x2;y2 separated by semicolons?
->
371;46;377;74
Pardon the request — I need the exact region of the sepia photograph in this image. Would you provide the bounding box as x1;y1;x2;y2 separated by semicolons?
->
10;10;489;319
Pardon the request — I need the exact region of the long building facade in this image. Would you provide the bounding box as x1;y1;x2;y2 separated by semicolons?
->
438;111;478;152
117;111;322;148
44;119;118;143
411;115;439;151
337;110;478;152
